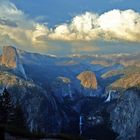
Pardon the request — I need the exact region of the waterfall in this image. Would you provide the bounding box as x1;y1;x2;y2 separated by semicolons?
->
105;91;112;102
68;84;72;98
79;115;84;135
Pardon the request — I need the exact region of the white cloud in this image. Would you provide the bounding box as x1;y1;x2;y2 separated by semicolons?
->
0;0;140;54
48;9;140;42
49;12;100;41
0;1;23;18
32;24;49;43
0;0;51;52
98;9;140;42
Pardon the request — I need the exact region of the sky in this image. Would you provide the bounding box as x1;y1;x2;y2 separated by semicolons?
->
0;0;140;55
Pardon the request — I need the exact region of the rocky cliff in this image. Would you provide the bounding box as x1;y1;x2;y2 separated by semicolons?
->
77;71;98;89
0;46;26;78
110;88;140;140
110;73;140;90
1;46;18;68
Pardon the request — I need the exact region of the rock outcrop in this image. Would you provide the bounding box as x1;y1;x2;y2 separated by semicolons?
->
1;46;18;68
110;73;140;90
77;71;98;89
52;76;72;99
0;46;27;79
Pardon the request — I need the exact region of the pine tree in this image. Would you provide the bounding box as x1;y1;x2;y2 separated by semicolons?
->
0;92;4;124
0;88;27;131
11;100;27;131
0;88;14;125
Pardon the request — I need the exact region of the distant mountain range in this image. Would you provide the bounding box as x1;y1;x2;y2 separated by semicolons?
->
0;46;140;139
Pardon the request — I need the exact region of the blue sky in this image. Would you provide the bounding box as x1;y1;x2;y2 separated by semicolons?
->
11;0;140;26
0;0;139;55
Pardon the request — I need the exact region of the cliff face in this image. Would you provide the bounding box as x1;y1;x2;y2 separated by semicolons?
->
110;73;140;89
1;46;18;68
110;89;140;140
52;76;72;99
77;71;98;89
0;71;64;133
0;46;27;78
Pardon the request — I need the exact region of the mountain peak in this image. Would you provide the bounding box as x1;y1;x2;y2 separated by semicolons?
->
0;46;27;79
77;71;98;89
1;46;18;68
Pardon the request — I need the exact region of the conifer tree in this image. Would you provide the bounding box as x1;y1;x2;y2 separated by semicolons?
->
0;88;13;125
0;88;27;132
11;100;27;131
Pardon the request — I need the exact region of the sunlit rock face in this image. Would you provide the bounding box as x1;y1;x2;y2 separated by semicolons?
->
1;46;18;68
77;71;98;89
0;46;27;79
110;73;140;90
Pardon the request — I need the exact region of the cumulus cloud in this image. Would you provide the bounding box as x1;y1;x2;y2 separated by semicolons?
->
98;9;140;42
0;0;140;54
0;0;50;52
0;1;23;18
48;12;100;41
32;24;49;43
48;9;140;42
